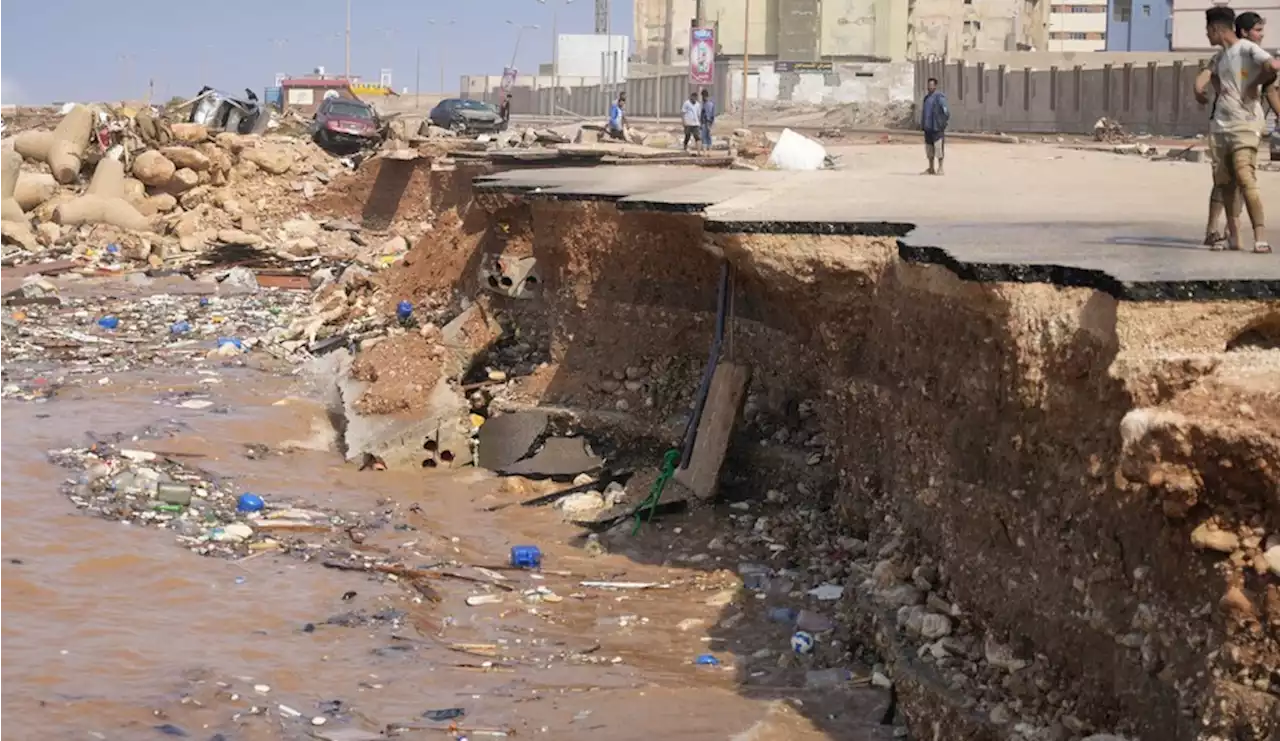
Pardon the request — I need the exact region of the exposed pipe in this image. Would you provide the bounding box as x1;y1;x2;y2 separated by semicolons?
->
679;261;731;470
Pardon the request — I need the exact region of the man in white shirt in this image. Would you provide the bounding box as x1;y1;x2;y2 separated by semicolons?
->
1195;5;1280;253
682;92;702;152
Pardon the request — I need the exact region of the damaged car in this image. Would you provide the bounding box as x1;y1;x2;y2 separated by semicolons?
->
189;87;267;134
310;97;385;153
427;98;506;134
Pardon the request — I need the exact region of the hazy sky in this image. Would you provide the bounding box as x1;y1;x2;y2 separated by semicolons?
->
1;0;634;104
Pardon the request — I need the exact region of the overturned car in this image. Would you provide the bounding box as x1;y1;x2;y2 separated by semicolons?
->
188;87;267;134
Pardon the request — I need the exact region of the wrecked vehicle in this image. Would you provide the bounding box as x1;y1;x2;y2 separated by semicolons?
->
310;97;385;152
189;87;267;134
427;99;506;134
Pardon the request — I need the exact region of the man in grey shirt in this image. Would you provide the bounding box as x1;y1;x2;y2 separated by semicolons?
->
1195;5;1280;252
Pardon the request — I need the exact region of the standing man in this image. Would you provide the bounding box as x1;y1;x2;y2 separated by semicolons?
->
1195;6;1279;253
920;77;950;175
682;91;702;152
607;92;627;141
498;93;512;129
699;89;716;151
1235;12;1280;119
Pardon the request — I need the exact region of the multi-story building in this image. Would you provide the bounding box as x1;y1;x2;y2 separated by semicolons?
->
1106;0;1172;50
633;0;698;65
1048;0;1109;50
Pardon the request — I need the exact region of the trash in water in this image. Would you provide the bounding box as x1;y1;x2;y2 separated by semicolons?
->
237;493;265;512
423;708;466;722
154;724;189;737
807;583;844;601
510;545;541;568
97;316;120;330
694;654;720;666
170;321;191;334
796;609;835;632
791;630;816;654
466;594;504;606
768;607;798;625
216;337;243;350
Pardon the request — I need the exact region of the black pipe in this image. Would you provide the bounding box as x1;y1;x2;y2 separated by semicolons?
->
679;262;730;470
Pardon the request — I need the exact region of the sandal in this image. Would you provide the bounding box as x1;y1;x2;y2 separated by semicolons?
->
1209;236;1229;251
1255;241;1273;254
1204;231;1224;246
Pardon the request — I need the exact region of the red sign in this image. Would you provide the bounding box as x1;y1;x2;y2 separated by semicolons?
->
689;27;715;85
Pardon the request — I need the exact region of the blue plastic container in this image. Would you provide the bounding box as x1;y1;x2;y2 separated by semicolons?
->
396;300;413;321
170;321;191;334
510;545;542;568
695;654;720;666
237;493;265;513
97;316;120;330
217;337;243;350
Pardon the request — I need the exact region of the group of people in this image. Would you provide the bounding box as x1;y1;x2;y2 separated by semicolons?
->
605;89;718;151
1196;8;1279;253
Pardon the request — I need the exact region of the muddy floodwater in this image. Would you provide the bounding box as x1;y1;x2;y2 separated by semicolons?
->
2;368;892;741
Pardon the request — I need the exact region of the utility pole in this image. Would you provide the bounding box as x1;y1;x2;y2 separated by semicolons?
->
741;0;749;126
415;47;421;98
344;0;352;79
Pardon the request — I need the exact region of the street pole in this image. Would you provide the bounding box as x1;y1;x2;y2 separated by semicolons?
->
552;6;558;121
415;47;421;98
344;0;352;79
741;0;749;127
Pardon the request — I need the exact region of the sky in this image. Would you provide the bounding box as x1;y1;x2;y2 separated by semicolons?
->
0;0;635;105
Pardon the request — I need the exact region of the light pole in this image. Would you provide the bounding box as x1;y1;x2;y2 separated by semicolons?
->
344;0;352;79
505;21;540;71
537;0;575;120
741;0;750;126
269;37;289;80
428;19;456;95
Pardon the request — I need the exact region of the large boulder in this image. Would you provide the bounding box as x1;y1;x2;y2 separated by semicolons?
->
170;123;209;143
161;146;211;171
132;151;177;187
240;145;293;175
166;167;200;193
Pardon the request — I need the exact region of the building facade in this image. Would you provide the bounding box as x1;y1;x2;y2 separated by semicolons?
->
1105;0;1172;50
633;0;698;65
1169;0;1279;51
1048;0;1109;51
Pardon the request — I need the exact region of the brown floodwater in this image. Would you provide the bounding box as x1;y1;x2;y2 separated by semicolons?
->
2;366;892;741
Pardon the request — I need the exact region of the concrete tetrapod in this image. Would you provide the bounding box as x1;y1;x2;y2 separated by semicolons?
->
1;150;39;249
13;172;58;212
52;157;152;232
12;105;94;184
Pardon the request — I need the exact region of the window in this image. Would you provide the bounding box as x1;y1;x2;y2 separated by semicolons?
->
1113;0;1132;21
1141;3;1150;14
964;19;983;31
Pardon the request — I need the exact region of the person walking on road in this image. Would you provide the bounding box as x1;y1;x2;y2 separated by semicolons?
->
607;92;627;141
699;89;716;151
682;92;702;152
1195;5;1279;253
920;77;950;175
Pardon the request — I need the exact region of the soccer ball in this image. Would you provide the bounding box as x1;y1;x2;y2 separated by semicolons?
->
791;631;815;655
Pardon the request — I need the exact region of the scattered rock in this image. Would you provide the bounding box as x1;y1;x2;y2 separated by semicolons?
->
1190;522;1239;553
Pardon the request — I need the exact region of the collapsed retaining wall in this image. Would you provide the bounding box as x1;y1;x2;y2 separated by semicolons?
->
370;163;1280;740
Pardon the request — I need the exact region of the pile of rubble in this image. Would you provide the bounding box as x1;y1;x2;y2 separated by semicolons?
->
1;102;427;273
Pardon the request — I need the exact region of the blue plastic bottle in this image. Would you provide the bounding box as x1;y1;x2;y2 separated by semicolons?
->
396;300;413;321
237;493;265;513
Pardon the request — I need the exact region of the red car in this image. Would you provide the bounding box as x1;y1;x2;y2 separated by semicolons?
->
311;98;383;151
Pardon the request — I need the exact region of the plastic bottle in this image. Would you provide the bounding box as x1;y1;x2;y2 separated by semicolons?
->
97;316;120;330
396;300;413;321
510;545;542;568
237;493;265;513
170;321;191;334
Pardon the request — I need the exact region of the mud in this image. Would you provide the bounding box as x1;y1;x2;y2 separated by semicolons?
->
358;159;1280;740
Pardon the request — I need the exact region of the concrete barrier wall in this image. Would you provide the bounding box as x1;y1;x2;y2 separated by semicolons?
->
916;57;1215;136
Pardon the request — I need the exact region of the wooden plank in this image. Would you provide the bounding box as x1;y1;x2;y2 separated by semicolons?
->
674;361;751;500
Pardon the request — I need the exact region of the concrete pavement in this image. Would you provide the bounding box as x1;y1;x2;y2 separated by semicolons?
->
473;143;1280;301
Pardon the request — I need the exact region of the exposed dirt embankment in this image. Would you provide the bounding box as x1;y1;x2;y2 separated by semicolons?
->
367;169;1280;740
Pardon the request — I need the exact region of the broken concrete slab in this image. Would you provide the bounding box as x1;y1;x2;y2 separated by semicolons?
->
440;301;503;377
498;436;602;477
477;410;549;470
674;362;751;500
480;255;539;300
